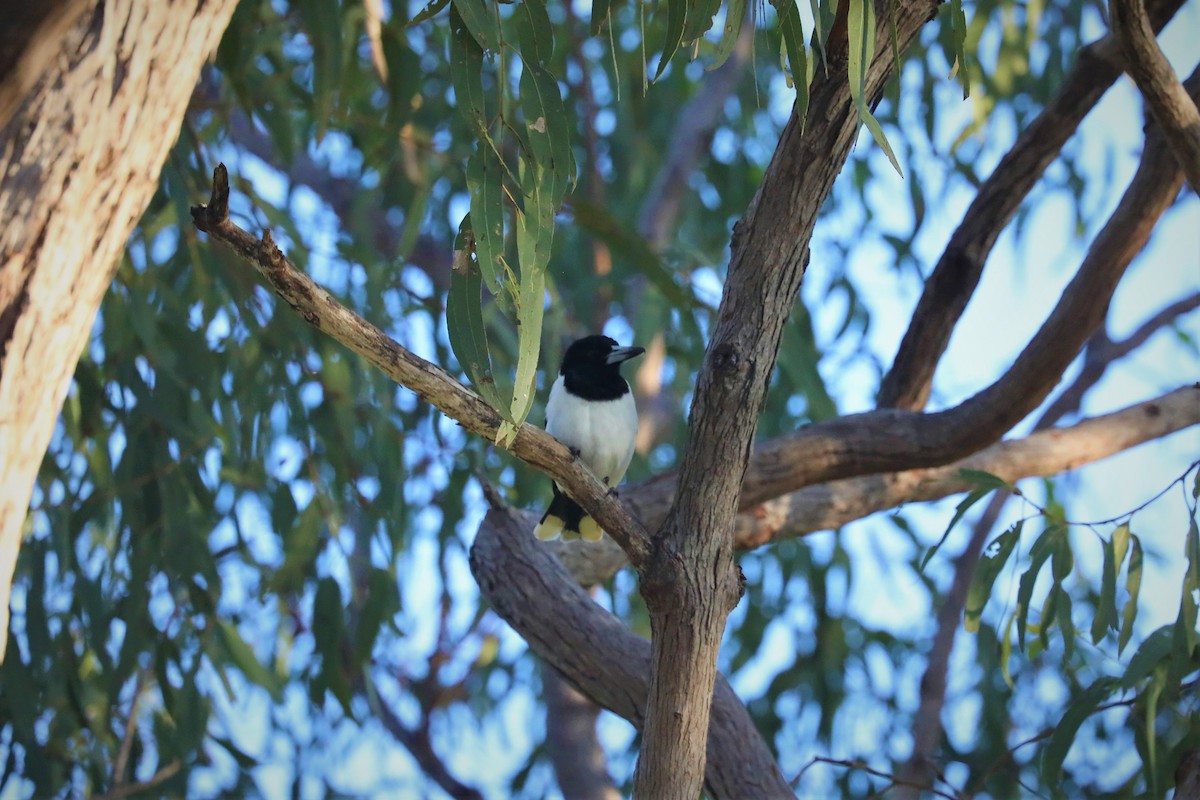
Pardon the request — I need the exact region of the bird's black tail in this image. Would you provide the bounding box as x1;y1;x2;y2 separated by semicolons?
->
534;484;602;542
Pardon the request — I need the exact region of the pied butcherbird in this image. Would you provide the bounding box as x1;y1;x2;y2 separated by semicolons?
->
534;335;644;542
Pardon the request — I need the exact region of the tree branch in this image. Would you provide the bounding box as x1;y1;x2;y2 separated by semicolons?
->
633;1;940;794
734;386;1198;546
894;296;1200;796
541;663;621;800
189;164;654;569
375;692;485;800
468;502;793;800
552;387;1199;585
629;64;1197;529
877;0;1186;410
1110;0;1200;192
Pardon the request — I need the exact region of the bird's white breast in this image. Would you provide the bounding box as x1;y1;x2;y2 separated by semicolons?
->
545;375;638;487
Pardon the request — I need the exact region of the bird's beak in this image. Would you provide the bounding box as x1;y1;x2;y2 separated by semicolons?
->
606;346;645;365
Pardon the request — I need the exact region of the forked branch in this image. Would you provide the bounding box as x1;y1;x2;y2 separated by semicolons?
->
1110;0;1200;191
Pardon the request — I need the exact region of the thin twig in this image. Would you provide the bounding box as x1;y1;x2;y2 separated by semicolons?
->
111;668;149;789
793;756;961;800
94;760;181;800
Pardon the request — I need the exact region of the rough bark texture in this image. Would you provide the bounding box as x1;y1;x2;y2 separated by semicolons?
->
0;0;238;662
469;504;792;799
631;1;940;795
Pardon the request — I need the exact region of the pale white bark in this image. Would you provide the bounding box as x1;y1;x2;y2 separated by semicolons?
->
0;0;238;662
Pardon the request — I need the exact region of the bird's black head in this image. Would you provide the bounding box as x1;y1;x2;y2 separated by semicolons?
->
559;335;645;400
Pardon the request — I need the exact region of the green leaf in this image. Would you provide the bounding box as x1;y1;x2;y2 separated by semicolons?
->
447;224;508;414
711;0;748;70
947;0;970;99
405;0;450;27
517;58;575;198
1000;609;1016;688
517;0;554;66
683;0;721;44
1120;625;1173;690
654;0;687;80
1092;526;1123;644
1018;523;1063;649
1119;533;1143;654
449;7;489;137
772;0;809;127
298;0;344;142
450;0;500;52
958;468;1013;492
313;576;352;711
465;145;508;293
920;487;990;571
215;620;283;701
1144;664;1168;796
1173;516;1199;658
591;0;613;35
965;521;1021;633
1040;677;1118;791
354;567;400;661
1058;588;1075;661
273;502;323;592
511;199;548;429
846;0;903;176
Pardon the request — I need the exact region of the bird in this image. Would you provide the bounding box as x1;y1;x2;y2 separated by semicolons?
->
534;335;644;542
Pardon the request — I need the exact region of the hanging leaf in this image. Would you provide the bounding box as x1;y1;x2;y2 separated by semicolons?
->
450;0;500;52
447;221;508;414
591;0;613;35
517;0;554;65
1118;533;1143;654
1040;677;1118;792
965;521;1021;633
297;0;344;142
711;0;748;70
959;468;1013;492
920;486;990;571
772;0;809;127
1092;524;1126;644
654;0;687;80
465;144;509;293
683;0;722;44
1017;522;1064;649
449;8;489;136
846;0;903;175
1173;517;1199;658
215;620;284;701
405;0;450;27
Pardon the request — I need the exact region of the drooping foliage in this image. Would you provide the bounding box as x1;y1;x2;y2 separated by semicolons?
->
2;0;1197;797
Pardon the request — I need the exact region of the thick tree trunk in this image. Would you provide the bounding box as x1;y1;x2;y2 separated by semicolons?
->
0;0;237;662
